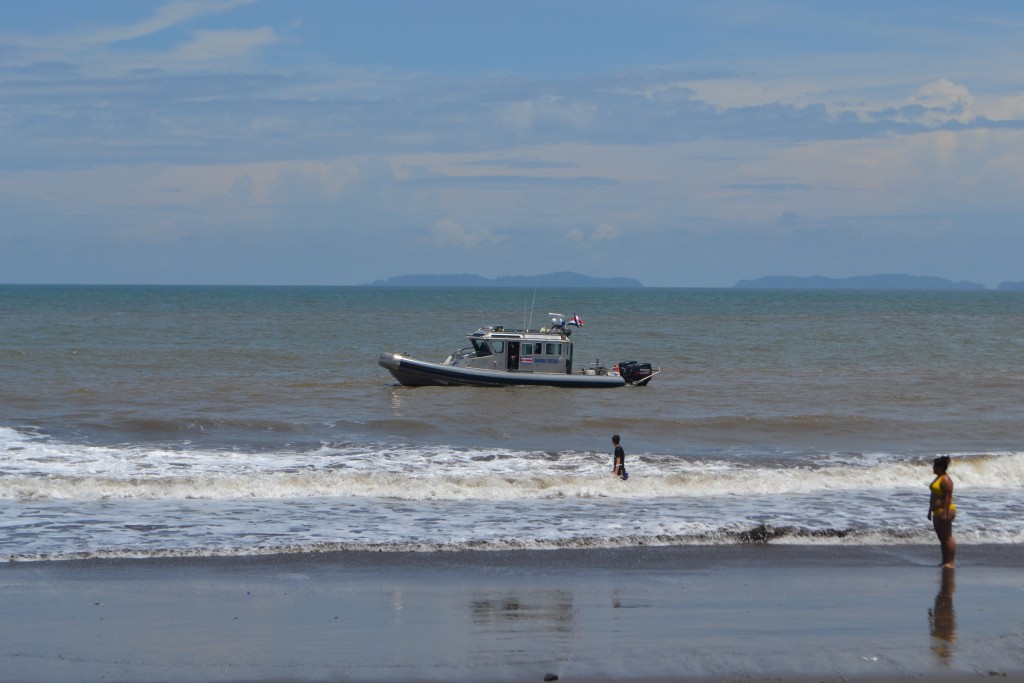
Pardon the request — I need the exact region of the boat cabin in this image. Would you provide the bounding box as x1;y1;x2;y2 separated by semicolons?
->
446;317;575;375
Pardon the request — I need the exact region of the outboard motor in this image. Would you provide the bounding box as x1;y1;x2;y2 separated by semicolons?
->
618;360;654;385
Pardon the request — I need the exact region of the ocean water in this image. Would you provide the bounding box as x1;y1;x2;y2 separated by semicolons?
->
2;284;1023;561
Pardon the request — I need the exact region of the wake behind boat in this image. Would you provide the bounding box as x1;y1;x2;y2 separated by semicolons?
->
379;313;658;388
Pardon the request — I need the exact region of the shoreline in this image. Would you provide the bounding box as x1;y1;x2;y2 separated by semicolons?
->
2;544;1023;682
7;539;1024;570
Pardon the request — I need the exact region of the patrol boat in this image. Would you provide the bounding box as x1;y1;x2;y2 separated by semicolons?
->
378;314;658;388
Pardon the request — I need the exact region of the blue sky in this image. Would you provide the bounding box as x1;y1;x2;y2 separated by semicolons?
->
3;1;1024;286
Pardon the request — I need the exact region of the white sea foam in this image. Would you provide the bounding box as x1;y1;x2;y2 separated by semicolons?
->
3;427;1022;561
2;427;1021;502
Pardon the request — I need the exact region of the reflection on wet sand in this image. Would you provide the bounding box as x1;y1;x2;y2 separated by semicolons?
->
467;591;575;669
471;590;574;634
928;568;956;664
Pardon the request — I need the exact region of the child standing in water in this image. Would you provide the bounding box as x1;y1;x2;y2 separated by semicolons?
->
611;434;626;480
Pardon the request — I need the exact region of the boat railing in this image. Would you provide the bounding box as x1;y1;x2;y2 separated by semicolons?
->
446;346;478;366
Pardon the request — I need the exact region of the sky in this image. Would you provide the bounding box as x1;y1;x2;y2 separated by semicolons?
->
3;1;1024;287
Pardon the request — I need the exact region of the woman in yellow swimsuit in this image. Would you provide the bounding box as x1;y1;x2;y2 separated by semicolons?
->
927;455;956;568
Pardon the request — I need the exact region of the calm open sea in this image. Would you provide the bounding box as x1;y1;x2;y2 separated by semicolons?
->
2;285;1022;561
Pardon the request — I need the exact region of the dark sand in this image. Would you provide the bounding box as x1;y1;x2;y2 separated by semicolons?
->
2;544;1022;682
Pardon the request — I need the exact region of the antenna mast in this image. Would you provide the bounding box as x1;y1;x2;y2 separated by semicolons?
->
526;284;538;329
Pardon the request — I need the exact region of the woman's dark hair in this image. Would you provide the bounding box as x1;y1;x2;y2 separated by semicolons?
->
933;455;951;472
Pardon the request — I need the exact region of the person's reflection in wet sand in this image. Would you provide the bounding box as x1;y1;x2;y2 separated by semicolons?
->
928;568;957;664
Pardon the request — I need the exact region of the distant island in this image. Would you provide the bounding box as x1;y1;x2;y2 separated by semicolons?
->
735;275;986;290
997;281;1024;291
367;271;643;288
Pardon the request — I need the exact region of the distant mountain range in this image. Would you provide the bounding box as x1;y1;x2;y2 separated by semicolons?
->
367;271;643;288
365;272;1024;290
735;275;995;290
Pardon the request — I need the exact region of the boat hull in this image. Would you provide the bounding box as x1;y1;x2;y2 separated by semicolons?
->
378;352;626;388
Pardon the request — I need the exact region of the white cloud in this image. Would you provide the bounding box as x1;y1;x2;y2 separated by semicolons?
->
978;91;1024;121
679;78;810;111
593;222;621;240
496;97;598;132
426;219;503;249
903;79;975;126
1;0;256;52
567;222;622;246
170;27;278;63
93;0;257;47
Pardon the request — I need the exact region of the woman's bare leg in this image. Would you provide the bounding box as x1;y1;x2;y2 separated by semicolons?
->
933;513;956;568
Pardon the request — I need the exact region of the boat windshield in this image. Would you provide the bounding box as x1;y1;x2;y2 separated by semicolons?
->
472;338;492;357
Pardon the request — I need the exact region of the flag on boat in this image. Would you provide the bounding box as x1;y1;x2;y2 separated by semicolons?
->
568;313;584;327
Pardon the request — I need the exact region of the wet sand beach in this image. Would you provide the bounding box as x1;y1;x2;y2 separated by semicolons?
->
2;545;1022;682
